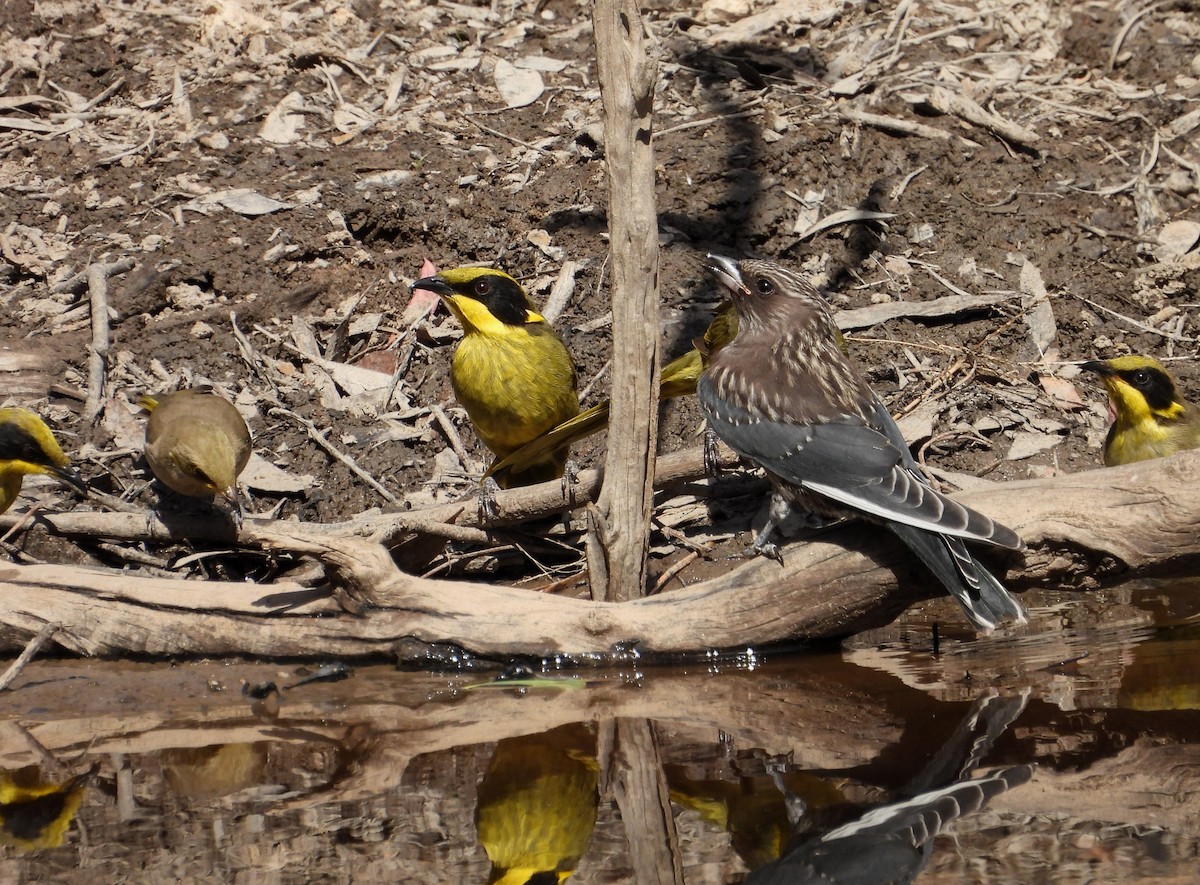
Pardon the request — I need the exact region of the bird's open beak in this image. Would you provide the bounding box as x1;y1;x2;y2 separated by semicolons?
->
1080;360;1113;377
51;465;88;497
411;275;453;297
705;254;746;297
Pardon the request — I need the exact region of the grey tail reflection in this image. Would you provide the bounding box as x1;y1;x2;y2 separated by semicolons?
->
744;692;1032;884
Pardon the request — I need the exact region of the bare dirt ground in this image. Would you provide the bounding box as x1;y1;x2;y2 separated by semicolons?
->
2;1;1200;592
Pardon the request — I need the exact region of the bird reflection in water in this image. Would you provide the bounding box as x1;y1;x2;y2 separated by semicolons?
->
671;692;1031;883
0;764;96;853
474;723;599;885
162;743;269;803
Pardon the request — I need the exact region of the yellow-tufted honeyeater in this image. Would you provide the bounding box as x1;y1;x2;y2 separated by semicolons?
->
0;765;95;853
475;723;599;885
485;301;738;483
1081;355;1200;466
0;407;87;514
412;267;580;489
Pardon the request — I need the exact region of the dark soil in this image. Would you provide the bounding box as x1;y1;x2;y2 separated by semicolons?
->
3;0;1199;583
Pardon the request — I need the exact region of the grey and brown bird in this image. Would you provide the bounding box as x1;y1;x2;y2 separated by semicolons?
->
0;407;87;514
696;255;1026;632
1080;355;1200;466
139;388;251;508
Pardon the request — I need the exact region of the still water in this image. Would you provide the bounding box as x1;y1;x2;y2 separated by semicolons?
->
0;581;1198;883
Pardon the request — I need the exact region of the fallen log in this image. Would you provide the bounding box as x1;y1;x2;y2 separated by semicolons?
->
1;449;1198;660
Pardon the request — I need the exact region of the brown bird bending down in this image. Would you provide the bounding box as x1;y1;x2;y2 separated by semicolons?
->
411;266;580;490
0;407;87;514
140;388;252;510
696;255;1026;632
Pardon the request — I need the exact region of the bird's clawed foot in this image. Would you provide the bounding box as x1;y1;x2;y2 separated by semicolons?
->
743;492;789;563
702;428;723;478
477;476;501;524
745;528;784;564
560;458;579;507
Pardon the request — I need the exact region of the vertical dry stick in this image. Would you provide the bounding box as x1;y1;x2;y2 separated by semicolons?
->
82;261;114;425
612;718;683;885
592;0;660;602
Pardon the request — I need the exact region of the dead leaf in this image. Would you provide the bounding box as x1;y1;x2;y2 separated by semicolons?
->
493;58;543;109
1006;430;1063;461
516;56;569;73
1019;258;1058;361
1154;220;1200;263
896;401;940;446
210;189;295;216
242;453;309;495
403;259;442;326
1039;375;1086;411
526;228;563;260
259;92;305;145
795;208;895;241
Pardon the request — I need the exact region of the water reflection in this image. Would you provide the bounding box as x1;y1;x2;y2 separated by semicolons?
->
0;586;1198;880
162;743;269;802
0;765;93;853
476;723;599;884
738;693;1029;883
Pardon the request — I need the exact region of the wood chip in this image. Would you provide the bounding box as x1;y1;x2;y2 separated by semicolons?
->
926;85;1040;148
835;290;1014;331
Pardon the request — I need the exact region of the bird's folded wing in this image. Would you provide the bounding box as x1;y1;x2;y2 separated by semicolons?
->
700;382;1019;548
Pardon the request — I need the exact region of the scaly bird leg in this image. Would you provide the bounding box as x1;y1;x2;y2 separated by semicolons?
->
477;476;501;524
702;427;723;478
747;491;792;563
560;457;579;508
748;493;845;562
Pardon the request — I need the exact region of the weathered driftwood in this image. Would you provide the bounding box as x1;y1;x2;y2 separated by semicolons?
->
1;449;1199;660
590;0;662;603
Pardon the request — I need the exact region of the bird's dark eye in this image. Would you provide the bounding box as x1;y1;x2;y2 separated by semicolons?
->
1131;369;1151;387
473;279;491;297
754;276;774;296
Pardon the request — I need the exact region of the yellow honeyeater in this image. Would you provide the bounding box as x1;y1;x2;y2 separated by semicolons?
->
0;766;94;853
0;407;87;514
475;723;599;885
1081;355;1200;466
486;301;739;482
139;389;252;502
412;267;580;488
696;254;1026;632
162;743;268;802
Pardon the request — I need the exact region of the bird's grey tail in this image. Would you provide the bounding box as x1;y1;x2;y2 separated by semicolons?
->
887;522;1027;631
824;764;1034;846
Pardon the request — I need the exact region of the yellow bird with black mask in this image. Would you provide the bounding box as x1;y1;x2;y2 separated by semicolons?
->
1081;355;1200;466
413;267;580;488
